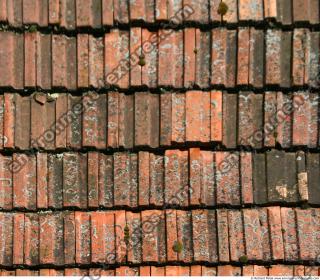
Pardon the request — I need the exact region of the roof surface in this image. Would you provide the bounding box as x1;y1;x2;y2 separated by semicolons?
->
0;0;320;276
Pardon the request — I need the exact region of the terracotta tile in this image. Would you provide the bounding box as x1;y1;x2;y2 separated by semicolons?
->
158;30;183;87
102;0;114;25
293;92;318;147
77;34;89;88
31;93;55;150
177;210;193;262
254;265;268;276
140;266;151;276
293;0;309;22
130;28;142;87
164;150;189;206
65;268;88;276
13;213;24;265
0;96;4;149
171;93;186;143
55;93;68;149
293;29;308;86
186;91;210;142
296;151;308;202
114;153;138;207
195;31;210;87
142;210;166;262
217;209;229;262
118;93;134;148
0;270;15;276
281;208;299;261
237;28;250;85
7;0;22;27
184;28;196;88
13;154;36;210
0;154;12;210
210;91;222;142
184;0;209;23
296;209;316;260
63;153;87;208
23;0;48;26
60;0;76;30
141;29;158;87
129;0;154;22
3;94;15;149
280;31;292;87
222;93;237;148
305;32;320;87
75;212;91;264
264;92;277;147
89;35;105;87
47;154;63;208
105;30;130;88
268;207;284;260
160;92;172;146
76;0;102;28
66;95;82;148
138;151;150;206
24;32;37;88
52;35;77;90
189;148;202;205
266;29;281;85
14;95;30;150
82;93;107;149
166;266;190;276
166;210;178;261
39;213;64;265
304;266;320;276
116;267;139;276
240;152;253;204
218;266;241;276
215;152;240;205
0;213;13;265
239;0;263;21
242;265;254;276
156;0;182;21
269;265;293;276
258;208;272;261
192;209;217;262
126;211;142;263
228;210;245;262
49;0;60;24
16;270;39;276
155;0;167;20
201;266;217;276
98;154;114;207
115;210;126;263
135;93;160;147
36;153;48;209
151;266;165;276
24;214;39;265
264;0;277;18
0;0;7;21
243;209;264;261
276;92;292;148
88;152;99;208
114;0;129;24
238;92;263;148
91;212;115;263
149;154;164;206
211;28;227;86
252;153;267;204
249;28;264;88
222;0;238;22
36;33;52;89
210;0;221;22
63;211;76;264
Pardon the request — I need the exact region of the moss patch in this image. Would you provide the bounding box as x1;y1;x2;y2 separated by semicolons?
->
217;2;228;16
172;241;183;253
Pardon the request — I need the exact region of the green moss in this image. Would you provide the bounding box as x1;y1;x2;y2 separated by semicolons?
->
172;241;183;253
138;54;146;66
124;225;130;245
217;2;228;16
239;255;249;264
28;25;38;33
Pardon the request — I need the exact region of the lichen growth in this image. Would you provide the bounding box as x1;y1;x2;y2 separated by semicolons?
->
217;2;228;16
28;25;38;33
172;241;183;253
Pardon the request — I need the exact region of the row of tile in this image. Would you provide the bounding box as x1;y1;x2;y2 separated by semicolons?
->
1;0;319;28
0;265;319;276
0;149;318;210
1;28;320;90
1;91;319;151
0;207;319;265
